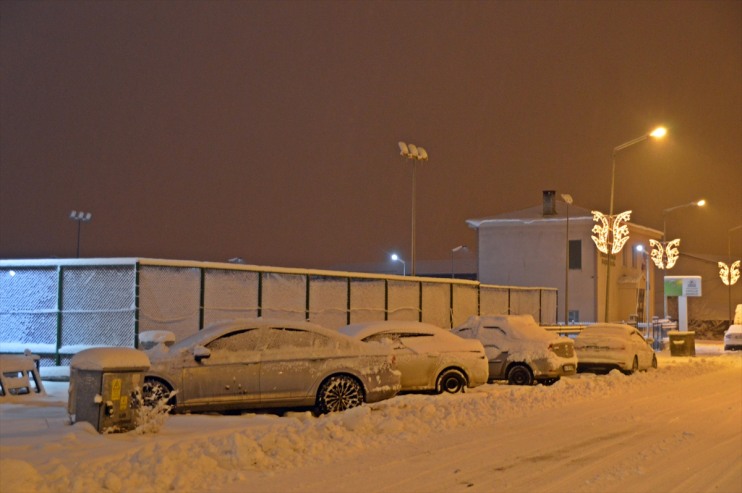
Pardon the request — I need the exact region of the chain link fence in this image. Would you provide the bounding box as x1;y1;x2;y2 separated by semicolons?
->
1;259;557;367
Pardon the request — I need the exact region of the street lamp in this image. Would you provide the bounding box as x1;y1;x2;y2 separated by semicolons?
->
662;199;706;241
450;245;467;278
398;141;429;276
721;225;742;322
69;210;92;258
655;199;706;317
635;244;651;338
604;126;667;322
561;194;573;325
390;253;406;276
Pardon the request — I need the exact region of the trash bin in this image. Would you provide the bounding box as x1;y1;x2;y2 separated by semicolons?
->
68;347;150;433
668;331;696;357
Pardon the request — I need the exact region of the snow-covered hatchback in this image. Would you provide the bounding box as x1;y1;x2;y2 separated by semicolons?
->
338;321;488;394
452;315;577;385
141;318;401;414
574;324;657;374
724;324;742;351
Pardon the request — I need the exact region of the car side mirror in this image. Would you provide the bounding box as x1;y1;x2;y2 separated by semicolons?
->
193;345;211;362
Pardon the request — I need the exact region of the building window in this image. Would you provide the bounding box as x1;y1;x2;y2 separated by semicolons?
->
568;310;580;323
568;240;582;270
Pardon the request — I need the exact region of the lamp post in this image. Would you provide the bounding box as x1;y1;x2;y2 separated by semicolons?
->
561;194;573;325
658;199;706;317
662;199;706;241
450;245;467;278
726;225;742;322
604;126;666;322
390;253;406;276
69;210;92;258
636;244;651;338
398;141;428;276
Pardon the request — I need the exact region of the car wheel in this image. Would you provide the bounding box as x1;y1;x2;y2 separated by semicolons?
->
651;354;658;369
317;375;364;414
142;379;174;408
436;369;467;394
625;356;639;375
507;364;534;386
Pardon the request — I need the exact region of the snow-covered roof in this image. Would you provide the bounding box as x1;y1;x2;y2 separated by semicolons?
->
467;200;663;238
466;201;593;228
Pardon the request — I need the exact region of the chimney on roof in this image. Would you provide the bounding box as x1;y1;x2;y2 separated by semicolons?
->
543;190;556;216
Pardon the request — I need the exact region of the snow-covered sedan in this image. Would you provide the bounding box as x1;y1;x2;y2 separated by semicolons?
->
723;324;742;351
338;321;488;394
452;315;577;385
574;323;657;374
141;318;401;414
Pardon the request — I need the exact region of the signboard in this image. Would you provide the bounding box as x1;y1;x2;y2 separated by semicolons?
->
664;276;702;297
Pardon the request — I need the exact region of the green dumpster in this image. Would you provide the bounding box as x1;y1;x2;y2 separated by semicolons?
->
668;331;695;357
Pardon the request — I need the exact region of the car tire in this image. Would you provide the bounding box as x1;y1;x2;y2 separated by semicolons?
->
650;354;658;369
625;356;639;375
507;364;534;386
316;375;364;414
142;379;174;409
436;369;467;394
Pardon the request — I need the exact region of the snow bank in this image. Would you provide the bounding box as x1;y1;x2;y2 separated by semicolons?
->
1;349;740;493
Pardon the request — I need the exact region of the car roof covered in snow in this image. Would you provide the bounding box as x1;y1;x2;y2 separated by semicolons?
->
338;321;447;340
579;323;637;338
170;317;351;350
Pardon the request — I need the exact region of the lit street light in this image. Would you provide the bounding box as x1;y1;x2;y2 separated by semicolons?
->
657;199;706;317
603;126;667;322
69;210;92;258
390;253;406;276
398;141;428;276
561;194;573;325
450;245;467;278
722;225;742;322
663;199;706;241
635;244;651;338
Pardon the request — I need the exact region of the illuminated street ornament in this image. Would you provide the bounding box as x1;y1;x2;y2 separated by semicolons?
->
591;210;632;255
649;238;681;269
718;260;741;286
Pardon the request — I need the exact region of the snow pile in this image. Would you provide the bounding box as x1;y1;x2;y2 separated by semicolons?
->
0;350;740;493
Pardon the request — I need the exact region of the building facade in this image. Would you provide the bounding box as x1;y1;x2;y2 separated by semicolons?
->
468;192;663;324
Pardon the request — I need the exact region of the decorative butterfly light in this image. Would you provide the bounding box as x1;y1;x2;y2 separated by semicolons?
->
719;260;741;286
649;238;681;269
591;210;632;255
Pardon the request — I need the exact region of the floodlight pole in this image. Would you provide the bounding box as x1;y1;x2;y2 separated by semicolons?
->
398;142;428;276
69;210;93;258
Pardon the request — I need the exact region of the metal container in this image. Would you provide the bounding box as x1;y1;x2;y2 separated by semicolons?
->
68;348;150;433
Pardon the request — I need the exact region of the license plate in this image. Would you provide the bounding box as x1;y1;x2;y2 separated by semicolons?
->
563;364;575;372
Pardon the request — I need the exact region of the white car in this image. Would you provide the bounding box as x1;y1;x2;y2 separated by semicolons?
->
724;324;742;351
451;315;577;386
141;318;401;414
338;321;488;394
574;323;657;374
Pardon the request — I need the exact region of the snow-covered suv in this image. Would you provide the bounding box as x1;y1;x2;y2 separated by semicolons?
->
452;315;577;385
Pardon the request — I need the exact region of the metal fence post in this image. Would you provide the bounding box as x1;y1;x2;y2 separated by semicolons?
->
55;266;64;366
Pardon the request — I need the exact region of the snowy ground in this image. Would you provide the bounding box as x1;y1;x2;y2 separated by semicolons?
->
1;342;740;493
